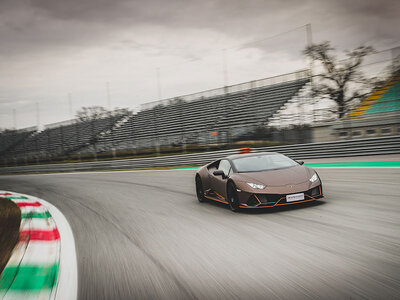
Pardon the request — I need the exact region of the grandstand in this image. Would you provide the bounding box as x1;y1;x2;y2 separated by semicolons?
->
1;70;311;164
78;75;309;154
0;128;36;156
4;113;126;162
4;67;399;164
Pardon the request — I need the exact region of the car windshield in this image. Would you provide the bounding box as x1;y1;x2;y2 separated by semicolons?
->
232;154;298;172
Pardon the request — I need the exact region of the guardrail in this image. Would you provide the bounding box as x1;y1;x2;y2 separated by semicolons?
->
1;135;399;175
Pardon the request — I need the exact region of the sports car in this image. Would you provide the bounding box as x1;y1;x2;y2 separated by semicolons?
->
195;152;324;212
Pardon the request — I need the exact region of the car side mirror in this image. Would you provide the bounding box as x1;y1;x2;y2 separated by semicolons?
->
297;160;304;165
213;170;226;178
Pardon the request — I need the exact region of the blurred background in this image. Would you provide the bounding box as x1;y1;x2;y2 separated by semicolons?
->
0;0;399;166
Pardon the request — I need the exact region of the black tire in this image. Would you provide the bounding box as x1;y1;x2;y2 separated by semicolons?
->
196;175;206;203
227;182;240;212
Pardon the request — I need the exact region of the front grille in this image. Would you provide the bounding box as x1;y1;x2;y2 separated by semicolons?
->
247;195;259;206
255;194;281;205
251;184;323;206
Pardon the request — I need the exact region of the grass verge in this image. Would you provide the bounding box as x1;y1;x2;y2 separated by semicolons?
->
0;197;21;275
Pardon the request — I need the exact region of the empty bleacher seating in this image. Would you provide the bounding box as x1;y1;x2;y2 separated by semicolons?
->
79;78;309;153
0;128;36;156
5;113;125;161
2;74;309;161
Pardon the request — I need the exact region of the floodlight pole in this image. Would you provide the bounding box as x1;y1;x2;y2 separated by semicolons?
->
36;102;40;128
106;82;115;152
156;68;162;100
68;93;73;120
222;48;228;92
106;82;111;110
13;109;17;129
306;23;313;77
306;23;315;124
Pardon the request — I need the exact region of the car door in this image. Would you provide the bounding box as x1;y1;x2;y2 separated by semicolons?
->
211;159;232;199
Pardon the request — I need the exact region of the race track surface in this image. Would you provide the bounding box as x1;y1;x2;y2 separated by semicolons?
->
1;168;399;299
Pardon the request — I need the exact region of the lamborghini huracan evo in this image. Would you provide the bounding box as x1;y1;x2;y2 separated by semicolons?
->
195;152;324;212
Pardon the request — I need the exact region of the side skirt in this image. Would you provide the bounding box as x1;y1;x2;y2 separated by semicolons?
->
204;190;228;204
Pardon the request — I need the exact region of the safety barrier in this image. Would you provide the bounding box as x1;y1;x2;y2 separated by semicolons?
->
1;135;399;175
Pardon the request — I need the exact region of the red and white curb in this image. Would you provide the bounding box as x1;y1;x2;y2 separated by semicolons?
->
0;191;77;300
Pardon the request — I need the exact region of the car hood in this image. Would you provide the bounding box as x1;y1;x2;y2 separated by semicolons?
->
235;165;312;186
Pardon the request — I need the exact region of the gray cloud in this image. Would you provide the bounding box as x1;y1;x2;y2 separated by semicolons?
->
0;0;399;128
1;0;396;54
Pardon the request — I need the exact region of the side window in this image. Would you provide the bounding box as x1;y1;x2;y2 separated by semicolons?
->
218;160;231;177
227;167;232;177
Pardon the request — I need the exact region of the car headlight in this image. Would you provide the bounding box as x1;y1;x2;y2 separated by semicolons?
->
246;182;266;189
309;173;318;183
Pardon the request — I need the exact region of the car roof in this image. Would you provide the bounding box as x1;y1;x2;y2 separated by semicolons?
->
226;151;279;161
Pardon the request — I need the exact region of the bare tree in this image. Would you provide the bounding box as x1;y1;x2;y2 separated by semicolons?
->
112;107;131;116
304;42;377;118
76;106;108;122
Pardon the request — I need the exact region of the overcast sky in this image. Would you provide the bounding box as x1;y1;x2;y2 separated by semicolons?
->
1;0;399;129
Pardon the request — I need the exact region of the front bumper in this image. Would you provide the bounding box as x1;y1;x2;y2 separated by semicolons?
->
239;184;324;208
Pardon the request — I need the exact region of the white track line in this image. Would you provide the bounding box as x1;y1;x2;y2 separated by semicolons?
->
38;197;78;300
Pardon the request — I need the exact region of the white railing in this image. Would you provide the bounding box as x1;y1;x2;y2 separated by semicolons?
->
140;69;311;111
4;126;38;133
45;119;77;129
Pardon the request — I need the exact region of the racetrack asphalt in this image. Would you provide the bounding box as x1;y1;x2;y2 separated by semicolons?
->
0;168;399;299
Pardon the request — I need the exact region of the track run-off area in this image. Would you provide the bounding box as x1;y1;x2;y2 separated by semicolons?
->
0;167;399;299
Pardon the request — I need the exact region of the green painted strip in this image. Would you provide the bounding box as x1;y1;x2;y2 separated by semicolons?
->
6;196;28;200
305;161;400;168
21;211;51;219
0;264;58;291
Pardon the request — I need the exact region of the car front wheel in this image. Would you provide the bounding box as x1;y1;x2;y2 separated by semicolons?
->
196;175;206;203
227;182;240;212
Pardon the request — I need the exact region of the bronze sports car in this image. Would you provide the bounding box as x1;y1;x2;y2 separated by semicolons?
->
195;152;324;212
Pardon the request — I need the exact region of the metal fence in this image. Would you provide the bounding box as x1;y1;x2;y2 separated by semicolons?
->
140;69;311;110
0;135;399;175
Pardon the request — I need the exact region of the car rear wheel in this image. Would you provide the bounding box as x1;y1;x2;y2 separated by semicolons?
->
196;175;206;203
227;182;240;212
